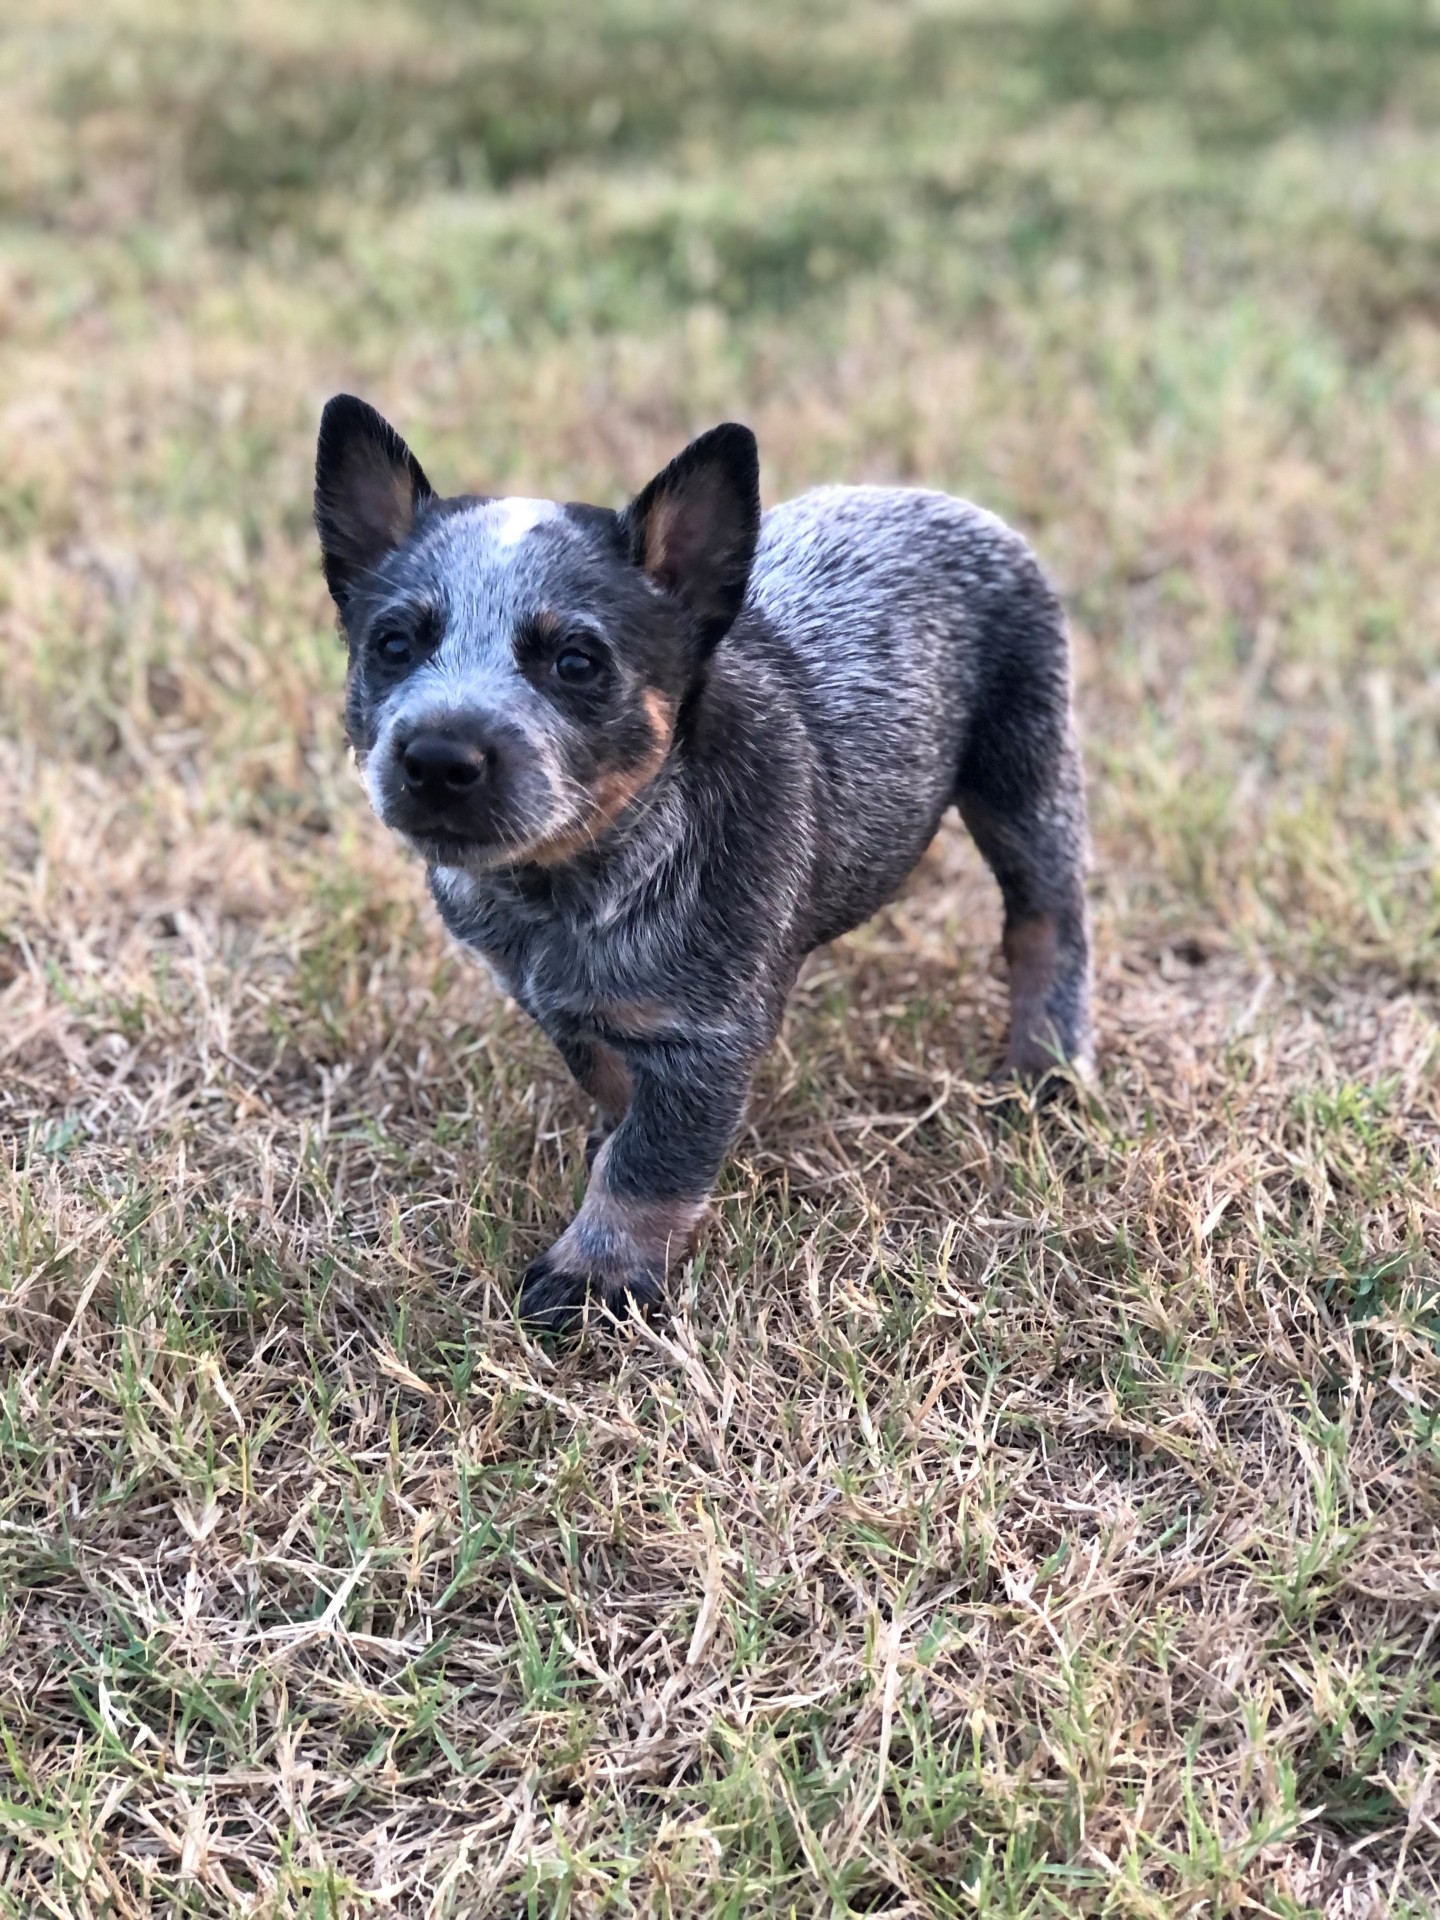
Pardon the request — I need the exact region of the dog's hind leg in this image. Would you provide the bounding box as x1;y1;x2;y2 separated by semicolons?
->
955;577;1093;1083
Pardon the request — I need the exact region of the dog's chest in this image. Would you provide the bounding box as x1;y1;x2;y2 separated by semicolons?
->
429;865;659;1026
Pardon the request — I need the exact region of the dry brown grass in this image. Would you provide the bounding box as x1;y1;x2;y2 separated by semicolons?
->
2;2;1439;1914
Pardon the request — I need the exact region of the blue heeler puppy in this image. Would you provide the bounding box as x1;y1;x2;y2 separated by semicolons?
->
315;397;1092;1330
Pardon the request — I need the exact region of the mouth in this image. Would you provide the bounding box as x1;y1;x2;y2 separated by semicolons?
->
370;759;587;871
396;806;596;873
399;828;505;869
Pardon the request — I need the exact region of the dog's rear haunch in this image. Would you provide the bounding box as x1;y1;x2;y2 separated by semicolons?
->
315;399;1093;1331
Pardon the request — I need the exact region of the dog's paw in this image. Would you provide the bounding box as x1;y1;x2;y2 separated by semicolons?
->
985;1062;1061;1107
984;1054;1092;1119
516;1248;665;1335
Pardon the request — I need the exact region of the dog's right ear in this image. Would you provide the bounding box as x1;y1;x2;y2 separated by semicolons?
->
314;395;434;610
620;423;760;658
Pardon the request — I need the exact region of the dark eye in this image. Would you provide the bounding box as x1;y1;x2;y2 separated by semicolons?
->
554;648;600;686
375;627;412;666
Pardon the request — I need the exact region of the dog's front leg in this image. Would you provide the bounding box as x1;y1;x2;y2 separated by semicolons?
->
516;1040;754;1332
551;1033;633;1168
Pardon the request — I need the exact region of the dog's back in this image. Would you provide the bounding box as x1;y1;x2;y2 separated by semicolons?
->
724;484;1073;950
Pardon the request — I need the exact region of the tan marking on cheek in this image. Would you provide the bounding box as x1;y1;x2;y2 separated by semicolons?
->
640;686;675;745
523;823;597;868
524;694;676;868
587;728;671;819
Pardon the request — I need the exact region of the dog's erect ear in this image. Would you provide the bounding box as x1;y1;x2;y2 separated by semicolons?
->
314;395;434;609
620;423;760;653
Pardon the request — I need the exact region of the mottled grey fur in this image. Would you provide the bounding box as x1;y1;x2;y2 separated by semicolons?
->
314;397;1092;1330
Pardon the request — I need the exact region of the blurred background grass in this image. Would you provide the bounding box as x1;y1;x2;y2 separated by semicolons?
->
2;3;1440;1915
3;0;1439;979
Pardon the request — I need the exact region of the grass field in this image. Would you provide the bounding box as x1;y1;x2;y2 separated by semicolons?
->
2;1;1439;1913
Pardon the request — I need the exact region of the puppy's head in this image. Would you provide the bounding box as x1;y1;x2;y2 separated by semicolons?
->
314;396;759;870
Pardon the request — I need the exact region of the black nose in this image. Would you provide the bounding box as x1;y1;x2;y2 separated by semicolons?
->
399;730;489;799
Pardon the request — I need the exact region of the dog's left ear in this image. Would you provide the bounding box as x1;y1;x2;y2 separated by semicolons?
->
621;423;760;654
314;394;434;611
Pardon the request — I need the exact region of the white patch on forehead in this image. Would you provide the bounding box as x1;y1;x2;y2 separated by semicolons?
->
483;497;560;548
